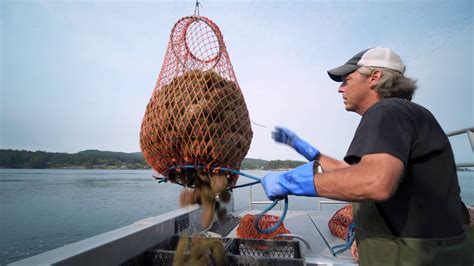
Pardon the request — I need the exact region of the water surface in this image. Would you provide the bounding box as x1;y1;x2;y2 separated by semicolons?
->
1;169;472;265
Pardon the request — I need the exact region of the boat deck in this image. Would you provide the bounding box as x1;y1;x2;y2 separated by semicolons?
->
228;210;356;265
9;205;357;265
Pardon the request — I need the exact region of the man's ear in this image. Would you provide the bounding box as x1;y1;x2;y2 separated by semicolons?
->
369;70;383;89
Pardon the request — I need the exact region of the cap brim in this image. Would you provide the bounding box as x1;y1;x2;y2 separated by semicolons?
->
327;64;359;82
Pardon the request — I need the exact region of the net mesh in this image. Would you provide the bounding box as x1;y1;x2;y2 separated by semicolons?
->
328;204;353;239
237;214;290;240
140;16;253;188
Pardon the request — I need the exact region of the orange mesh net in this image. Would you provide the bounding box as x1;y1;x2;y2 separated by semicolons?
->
328;204;353;239
237;214;290;240
140;16;253;188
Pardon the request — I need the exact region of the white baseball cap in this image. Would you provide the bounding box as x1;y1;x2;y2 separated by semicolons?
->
327;47;406;82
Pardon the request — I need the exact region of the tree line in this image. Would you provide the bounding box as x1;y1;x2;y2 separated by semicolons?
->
0;149;147;169
241;158;305;170
0;149;305;170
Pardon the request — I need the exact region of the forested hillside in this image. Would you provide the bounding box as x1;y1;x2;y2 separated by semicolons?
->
0;149;304;170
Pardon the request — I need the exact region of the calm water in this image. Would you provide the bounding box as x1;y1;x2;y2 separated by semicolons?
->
0;169;473;265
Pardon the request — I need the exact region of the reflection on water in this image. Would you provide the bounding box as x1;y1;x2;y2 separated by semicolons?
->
0;169;472;264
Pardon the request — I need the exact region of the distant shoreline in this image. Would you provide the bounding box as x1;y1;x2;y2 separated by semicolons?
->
0;167;286;171
2;149;471;172
0;149;305;171
1;167;472;172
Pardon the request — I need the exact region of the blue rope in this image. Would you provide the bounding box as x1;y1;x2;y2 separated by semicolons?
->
253;196;289;234
162;165;263;190
162;164;289;234
230;180;260;189
330;222;356;256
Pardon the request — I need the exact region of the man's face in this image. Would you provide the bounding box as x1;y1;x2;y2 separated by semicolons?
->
337;71;373;114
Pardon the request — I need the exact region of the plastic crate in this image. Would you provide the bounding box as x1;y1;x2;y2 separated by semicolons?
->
227;238;304;266
146;235;231;266
145;235;304;265
229;238;301;258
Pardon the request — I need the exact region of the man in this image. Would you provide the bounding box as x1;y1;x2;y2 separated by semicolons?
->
261;47;473;265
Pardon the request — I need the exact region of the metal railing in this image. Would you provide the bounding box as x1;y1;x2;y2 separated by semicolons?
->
446;127;474;168
249;185;281;211
249;185;345;211
317;198;347;211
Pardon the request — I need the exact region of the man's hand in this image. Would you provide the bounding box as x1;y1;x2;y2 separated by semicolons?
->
272;127;320;161
261;161;318;200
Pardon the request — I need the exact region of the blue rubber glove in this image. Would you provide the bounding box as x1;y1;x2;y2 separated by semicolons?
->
272;127;320;161
261;161;318;201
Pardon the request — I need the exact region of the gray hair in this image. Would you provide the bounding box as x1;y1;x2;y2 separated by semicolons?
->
357;66;417;100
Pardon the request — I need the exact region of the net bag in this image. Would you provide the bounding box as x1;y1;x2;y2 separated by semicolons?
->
140;16;253;189
328;204;353;239
237;214;290;240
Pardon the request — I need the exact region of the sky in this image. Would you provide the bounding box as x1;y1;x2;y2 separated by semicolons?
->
1;0;473;164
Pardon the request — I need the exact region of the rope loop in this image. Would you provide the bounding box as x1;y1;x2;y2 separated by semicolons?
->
253;196;289;234
330;222;356;256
